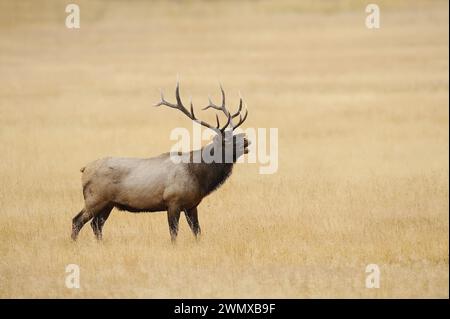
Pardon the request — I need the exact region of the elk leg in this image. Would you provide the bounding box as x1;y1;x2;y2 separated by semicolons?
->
71;209;94;241
185;207;201;238
90;206;113;240
167;207;181;243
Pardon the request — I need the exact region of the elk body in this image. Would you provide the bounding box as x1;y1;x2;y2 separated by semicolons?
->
71;83;249;242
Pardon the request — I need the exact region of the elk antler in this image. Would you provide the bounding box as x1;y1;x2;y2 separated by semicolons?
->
155;82;231;135
202;85;248;130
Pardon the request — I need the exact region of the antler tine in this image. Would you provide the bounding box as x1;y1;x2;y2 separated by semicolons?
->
231;97;243;119
202;85;227;111
215;114;220;129
219;84;226;108
228;92;247;129
155;82;222;135
218;84;232;132
232;108;248;130
174;82;192;117
202;96;222;111
154;89;177;108
175;82;183;108
190;99;222;134
189;99;195;118
201;84;232;133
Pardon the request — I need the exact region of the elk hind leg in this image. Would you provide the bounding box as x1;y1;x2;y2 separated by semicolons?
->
71;208;94;241
184;207;201;238
90;205;113;240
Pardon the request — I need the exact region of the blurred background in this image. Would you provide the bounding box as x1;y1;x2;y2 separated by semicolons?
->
0;0;448;298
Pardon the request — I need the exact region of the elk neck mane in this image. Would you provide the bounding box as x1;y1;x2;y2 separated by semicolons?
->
187;146;234;197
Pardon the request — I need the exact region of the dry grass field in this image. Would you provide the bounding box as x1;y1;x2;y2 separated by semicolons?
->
0;0;448;298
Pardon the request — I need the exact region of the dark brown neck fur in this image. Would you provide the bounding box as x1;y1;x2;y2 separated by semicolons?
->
187;149;234;197
187;161;233;197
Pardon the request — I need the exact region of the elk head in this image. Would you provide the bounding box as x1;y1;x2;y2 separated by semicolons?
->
155;82;250;163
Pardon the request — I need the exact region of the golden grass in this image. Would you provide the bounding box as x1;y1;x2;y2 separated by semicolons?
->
0;0;448;298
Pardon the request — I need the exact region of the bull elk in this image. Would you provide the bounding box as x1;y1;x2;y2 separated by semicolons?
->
71;82;249;242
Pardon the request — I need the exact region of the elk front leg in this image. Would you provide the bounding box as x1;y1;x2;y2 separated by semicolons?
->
185;207;201;238
167;207;181;243
90;206;113;240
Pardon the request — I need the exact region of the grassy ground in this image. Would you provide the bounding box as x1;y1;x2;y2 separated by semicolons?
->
0;0;448;298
